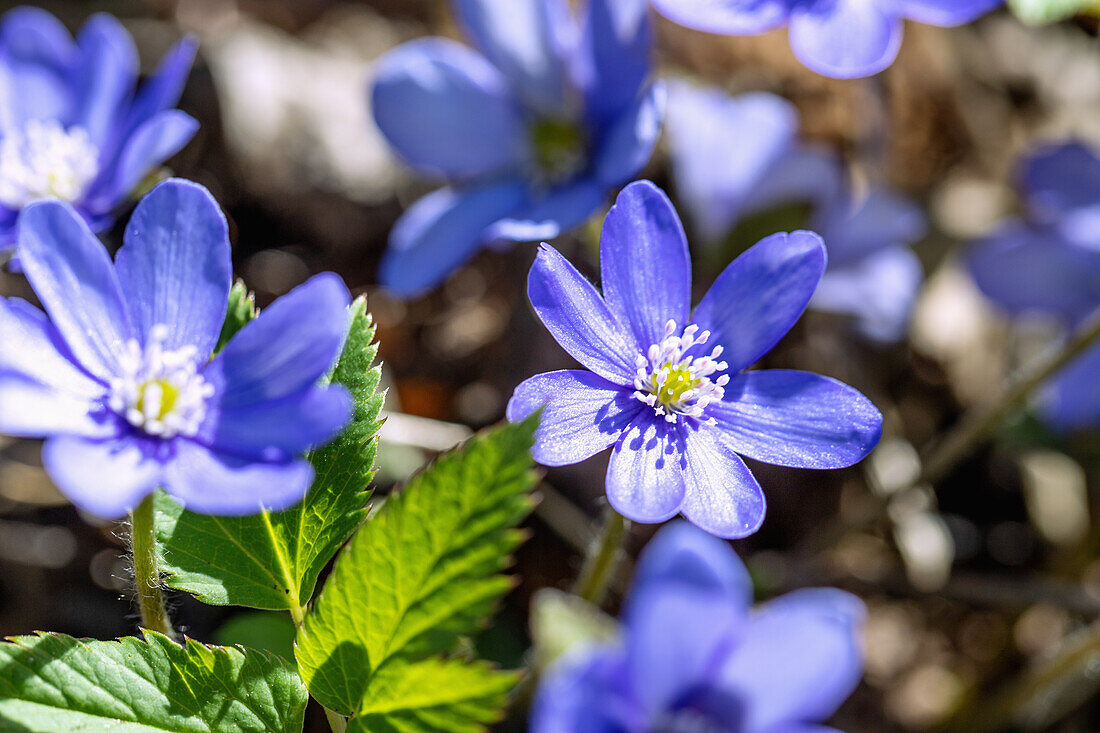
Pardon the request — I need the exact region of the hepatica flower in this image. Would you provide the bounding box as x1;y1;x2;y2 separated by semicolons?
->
666;80;926;343
532;521;866;732
0;7;198;250
508;181;882;538
651;0;1003;78
967;142;1100;431
0;179;353;518
371;0;662;296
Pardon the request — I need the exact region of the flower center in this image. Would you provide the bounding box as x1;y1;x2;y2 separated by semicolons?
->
530;117;588;184
633;320;729;424
0;119;99;208
107;325;214;439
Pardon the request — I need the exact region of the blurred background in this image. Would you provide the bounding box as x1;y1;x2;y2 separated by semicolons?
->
2;1;1100;730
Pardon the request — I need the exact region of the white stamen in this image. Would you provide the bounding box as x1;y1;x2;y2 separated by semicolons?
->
632;320;730;425
0;119;99;208
106;325;214;439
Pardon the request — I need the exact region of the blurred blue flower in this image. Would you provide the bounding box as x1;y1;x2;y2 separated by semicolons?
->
967;142;1100;432
0;7;198;251
508;181;881;538
531;521;866;732
651;0;1002;78
0;179;353;518
666;81;926;342
371;0;662;296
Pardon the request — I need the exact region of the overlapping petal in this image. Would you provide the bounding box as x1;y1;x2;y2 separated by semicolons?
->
506;370;639;466
72;14;137;146
115;178;231;357
593;81;664;186
0;7;76;127
692;230;826;372
485;179;606;244
41;435;163;518
204;387;353;460
650;0;790;34
578;0;651;125
710;370;883;469
371;38;530;180
788;0;903;79
530;650;634;733
678;427;766;539
600;181;691;350
816;189;927;267
811;244;924;342
606;417;687;523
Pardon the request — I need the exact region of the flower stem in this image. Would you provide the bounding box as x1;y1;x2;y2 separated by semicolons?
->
573;506;628;606
130;495;175;639
921;310;1100;485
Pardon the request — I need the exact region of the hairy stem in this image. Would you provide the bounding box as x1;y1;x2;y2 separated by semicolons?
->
130;495;175;639
573;506;629;606
921;310;1100;485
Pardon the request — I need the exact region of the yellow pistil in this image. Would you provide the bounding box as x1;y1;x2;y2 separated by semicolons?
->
656;363;701;407
137;379;180;422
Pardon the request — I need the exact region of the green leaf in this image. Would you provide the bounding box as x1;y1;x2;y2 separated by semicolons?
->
0;631;306;732
347;658;518;733
295;416;539;717
156;297;384;613
529;588;618;673
215;281;257;354
1008;0;1100;23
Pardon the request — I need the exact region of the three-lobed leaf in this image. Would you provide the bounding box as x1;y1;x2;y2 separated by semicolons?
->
0;631;306;732
295;416;539;719
156;297;384;613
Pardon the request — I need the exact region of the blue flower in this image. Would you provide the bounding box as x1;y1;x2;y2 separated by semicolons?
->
0;7;198;251
0;179;353;518
531;521;866;732
371;0;662;296
666;81;926;343
651;0;1003;78
967;142;1100;432
507;181;882;538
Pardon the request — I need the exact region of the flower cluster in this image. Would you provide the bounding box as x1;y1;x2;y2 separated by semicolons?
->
532;522;866;732
666;80;927;342
370;0;662;296
0;179;353;518
651;0;1004;78
0;8;197;250
967;142;1100;431
508;181;882;538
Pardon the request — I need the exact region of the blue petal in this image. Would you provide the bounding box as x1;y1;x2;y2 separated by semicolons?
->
718;589;866;730
371;38;530;180
72;14;138;147
593;81;665;187
87;109;198;211
506;369;640;466
693;230;826;372
666;82;800;242
605;417;686;523
452;0;575;113
119;36;197;140
967;222;1100;323
16;199;133;380
815;189;927;267
623;522;752;716
740;146;844;216
42;435;162;518
163;439;314;515
811;245;924;343
1020;142;1100;223
578;0;651;126
0;298;109;438
379;180;529;297
788;0;903;79
1039;343;1100;433
115;179;231;358
205;273;350;407
709;370;882;469
650;0;790;34
0;7;76;127
530;648;636;733
484;179;606;243
678;425;766;539
204;386;353;460
897;0;1004;25
600;181;691;350
528;243;638;384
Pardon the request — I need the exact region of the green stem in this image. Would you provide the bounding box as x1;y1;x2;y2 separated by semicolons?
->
921;310;1100;485
130;495;175;639
573;506;628;606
